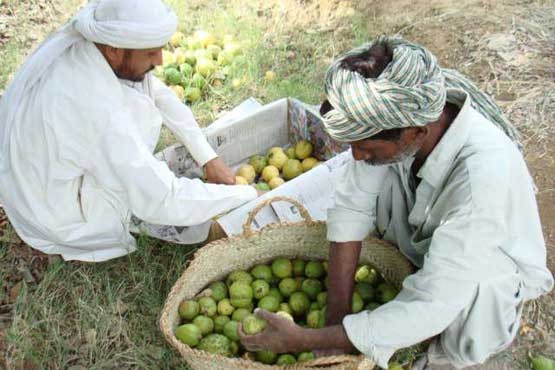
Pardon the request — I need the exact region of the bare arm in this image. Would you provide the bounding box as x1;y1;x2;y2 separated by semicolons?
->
326;241;362;325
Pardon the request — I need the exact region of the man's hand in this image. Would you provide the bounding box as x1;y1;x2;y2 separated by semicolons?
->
204;157;235;185
239;242;361;356
239;309;356;355
239;309;303;353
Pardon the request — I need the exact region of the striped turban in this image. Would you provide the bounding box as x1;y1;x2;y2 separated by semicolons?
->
322;36;520;148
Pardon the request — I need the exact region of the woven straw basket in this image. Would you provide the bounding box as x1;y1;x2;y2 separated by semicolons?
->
160;197;415;370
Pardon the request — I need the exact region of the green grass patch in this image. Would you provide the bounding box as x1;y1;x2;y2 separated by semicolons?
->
0;39;22;93
5;236;199;369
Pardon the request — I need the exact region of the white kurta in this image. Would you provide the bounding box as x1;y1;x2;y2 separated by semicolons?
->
0;40;257;262
327;91;554;368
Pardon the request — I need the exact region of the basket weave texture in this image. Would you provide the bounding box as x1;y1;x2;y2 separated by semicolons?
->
160;197;415;370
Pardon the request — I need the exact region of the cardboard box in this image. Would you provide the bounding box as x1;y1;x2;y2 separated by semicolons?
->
157;98;351;240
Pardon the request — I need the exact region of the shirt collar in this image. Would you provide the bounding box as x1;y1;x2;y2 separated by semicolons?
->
416;89;475;188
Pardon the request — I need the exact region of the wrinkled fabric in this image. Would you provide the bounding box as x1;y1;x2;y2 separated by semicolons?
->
0;39;256;262
328;91;553;368
0;0;177;171
322;36;520;149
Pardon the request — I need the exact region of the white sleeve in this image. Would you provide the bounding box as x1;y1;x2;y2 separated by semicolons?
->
96;109;257;226
327;158;391;242
341;182;506;368
150;76;217;167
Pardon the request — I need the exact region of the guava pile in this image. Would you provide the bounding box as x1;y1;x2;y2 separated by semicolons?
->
235;140;321;191
175;257;399;365
156;30;243;103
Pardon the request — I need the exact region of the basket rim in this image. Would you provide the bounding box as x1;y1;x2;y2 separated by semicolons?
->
159;219;410;369
197;219;400;261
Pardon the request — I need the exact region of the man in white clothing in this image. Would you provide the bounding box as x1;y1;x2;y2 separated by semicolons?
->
239;37;553;369
0;0;258;262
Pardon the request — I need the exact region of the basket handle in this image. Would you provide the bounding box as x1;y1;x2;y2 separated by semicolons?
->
242;196;313;237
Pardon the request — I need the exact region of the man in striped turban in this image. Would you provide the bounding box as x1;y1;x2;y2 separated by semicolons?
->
0;0;258;262
240;37;552;369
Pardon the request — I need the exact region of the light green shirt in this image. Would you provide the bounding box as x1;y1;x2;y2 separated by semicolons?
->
327;91;553;368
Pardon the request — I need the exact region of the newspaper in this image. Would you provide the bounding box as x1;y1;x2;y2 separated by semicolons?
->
209;97;263;128
154;97;351;241
155;98;265;177
204;99;290;166
211;97;352;236
217;150;351;236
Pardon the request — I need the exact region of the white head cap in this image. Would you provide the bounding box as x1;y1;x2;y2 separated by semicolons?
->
75;0;178;49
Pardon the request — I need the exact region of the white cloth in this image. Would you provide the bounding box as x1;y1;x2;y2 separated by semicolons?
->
130;216;213;245
0;0;177;170
327;91;554;368
0;39;257;262
75;0;177;49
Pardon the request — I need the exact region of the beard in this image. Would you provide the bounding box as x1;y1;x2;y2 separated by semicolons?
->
364;140;421;166
115;65;153;82
115;51;154;82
